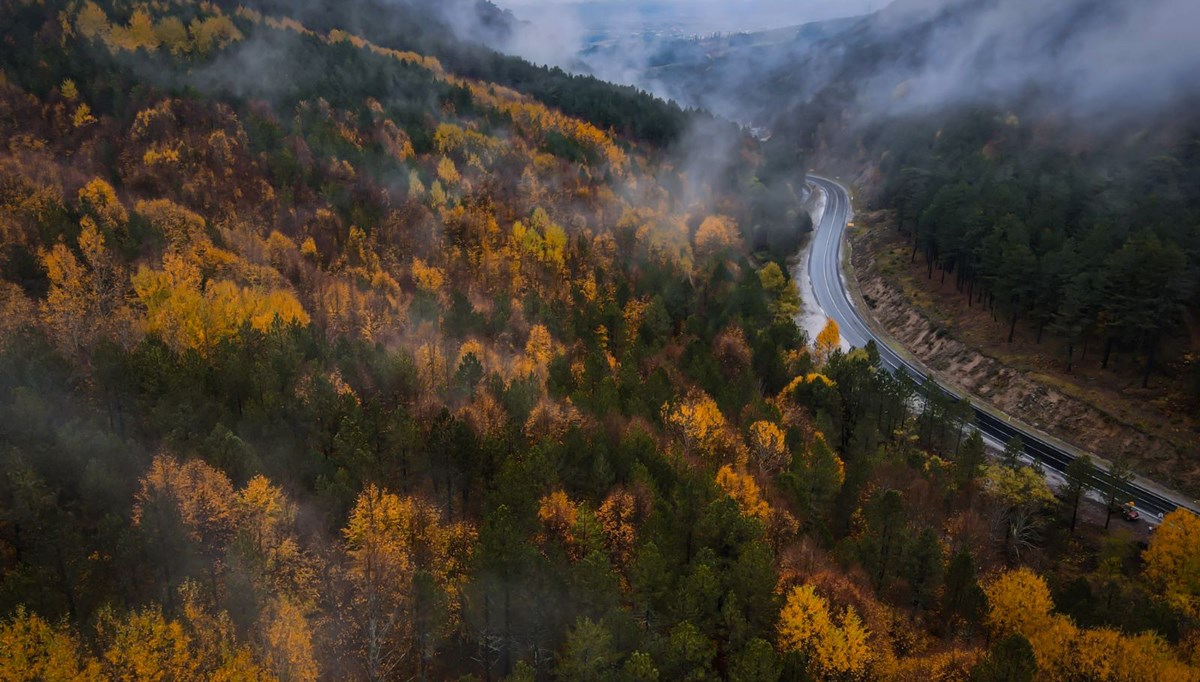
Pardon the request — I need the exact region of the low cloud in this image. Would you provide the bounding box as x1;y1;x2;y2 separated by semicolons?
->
471;0;1200;131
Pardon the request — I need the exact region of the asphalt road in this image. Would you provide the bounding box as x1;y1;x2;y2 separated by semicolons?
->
805;175;1192;519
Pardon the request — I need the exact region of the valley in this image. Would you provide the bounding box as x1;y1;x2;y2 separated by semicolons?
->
0;0;1197;679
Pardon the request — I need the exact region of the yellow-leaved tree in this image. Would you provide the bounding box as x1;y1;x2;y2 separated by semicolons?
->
0;607;101;681
437;156;461;186
75;1;113;43
60;79;79;101
111;8;161;51
524;323;555;379
662;389;743;464
343;485;415;681
133;252;309;355
97;589;272;681
694;215;740;263
342;485;474;680
759;261;801;323
980;464;1055;558
40;217;133;357
984;567;1055;638
73;103;97;128
136;198;207;250
188;15;243;55
814;318;840;366
1143;509;1200;620
980;466;1055;510
983;567;1199;680
715;465;771;522
97;606;201;680
234;475;310;594
411;257;446;295
77;178;128;230
0;283;35;350
748;420;789;474
778;584;872;680
154;16;190;55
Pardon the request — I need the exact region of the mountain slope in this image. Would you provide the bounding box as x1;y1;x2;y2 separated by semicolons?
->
0;0;813;678
609;0;1200;496
711;0;1200;487
1;1;1198;680
229;0;699;146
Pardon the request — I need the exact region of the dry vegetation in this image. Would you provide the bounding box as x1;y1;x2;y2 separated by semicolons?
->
850;209;1200;495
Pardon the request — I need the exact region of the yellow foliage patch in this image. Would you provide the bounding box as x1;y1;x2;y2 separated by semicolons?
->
133;255;309;355
778;584;873;679
77;177;127;228
715;465;771;521
1143;509;1200;620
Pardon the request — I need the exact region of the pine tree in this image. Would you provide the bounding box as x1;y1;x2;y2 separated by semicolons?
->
1062;455;1095;534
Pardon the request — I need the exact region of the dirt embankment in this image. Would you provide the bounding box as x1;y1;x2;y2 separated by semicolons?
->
848;211;1200;497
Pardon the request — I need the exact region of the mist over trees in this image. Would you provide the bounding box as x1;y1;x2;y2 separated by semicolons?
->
543;0;1200;130
877;109;1200;387
225;0;703;147
581;0;1200;397
0;0;1198;680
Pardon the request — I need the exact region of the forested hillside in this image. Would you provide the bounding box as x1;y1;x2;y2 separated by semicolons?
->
795;0;1200;483
0;0;1198;680
233;0;700;147
874;109;1200;413
763;0;1200;401
643;0;1200;484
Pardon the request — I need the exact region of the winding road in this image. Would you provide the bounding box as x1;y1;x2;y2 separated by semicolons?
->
805;175;1196;519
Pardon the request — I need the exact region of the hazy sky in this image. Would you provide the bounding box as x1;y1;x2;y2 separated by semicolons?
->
478;0;879;110
497;0;874;7
495;0;879;29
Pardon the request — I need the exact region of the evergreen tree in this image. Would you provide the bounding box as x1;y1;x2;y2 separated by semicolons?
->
1063;455;1096;533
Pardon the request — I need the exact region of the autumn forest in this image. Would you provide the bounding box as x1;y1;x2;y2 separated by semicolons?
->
0;0;1198;680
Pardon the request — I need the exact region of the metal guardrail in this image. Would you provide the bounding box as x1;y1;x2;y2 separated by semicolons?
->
808;175;1189;519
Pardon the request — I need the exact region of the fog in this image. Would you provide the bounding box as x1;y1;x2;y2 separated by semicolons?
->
853;0;1200;121
472;0;1200;130
500;0;878;35
487;0;877;105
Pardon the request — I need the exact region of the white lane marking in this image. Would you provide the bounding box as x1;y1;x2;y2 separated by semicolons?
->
809;177;1188;518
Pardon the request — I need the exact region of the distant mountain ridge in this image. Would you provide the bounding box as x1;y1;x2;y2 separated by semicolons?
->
601;0;1200;139
225;0;519;56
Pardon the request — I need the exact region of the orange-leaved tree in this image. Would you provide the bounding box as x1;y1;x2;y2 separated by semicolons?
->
260;597;319;682
132;454;239;601
538;490;604;563
596;490;640;568
694;215;741;264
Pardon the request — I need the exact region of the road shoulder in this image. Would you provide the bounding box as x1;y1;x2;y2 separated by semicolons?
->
842;207;1200;505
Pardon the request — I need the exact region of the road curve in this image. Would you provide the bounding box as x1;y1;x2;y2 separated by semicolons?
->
805;175;1194;519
